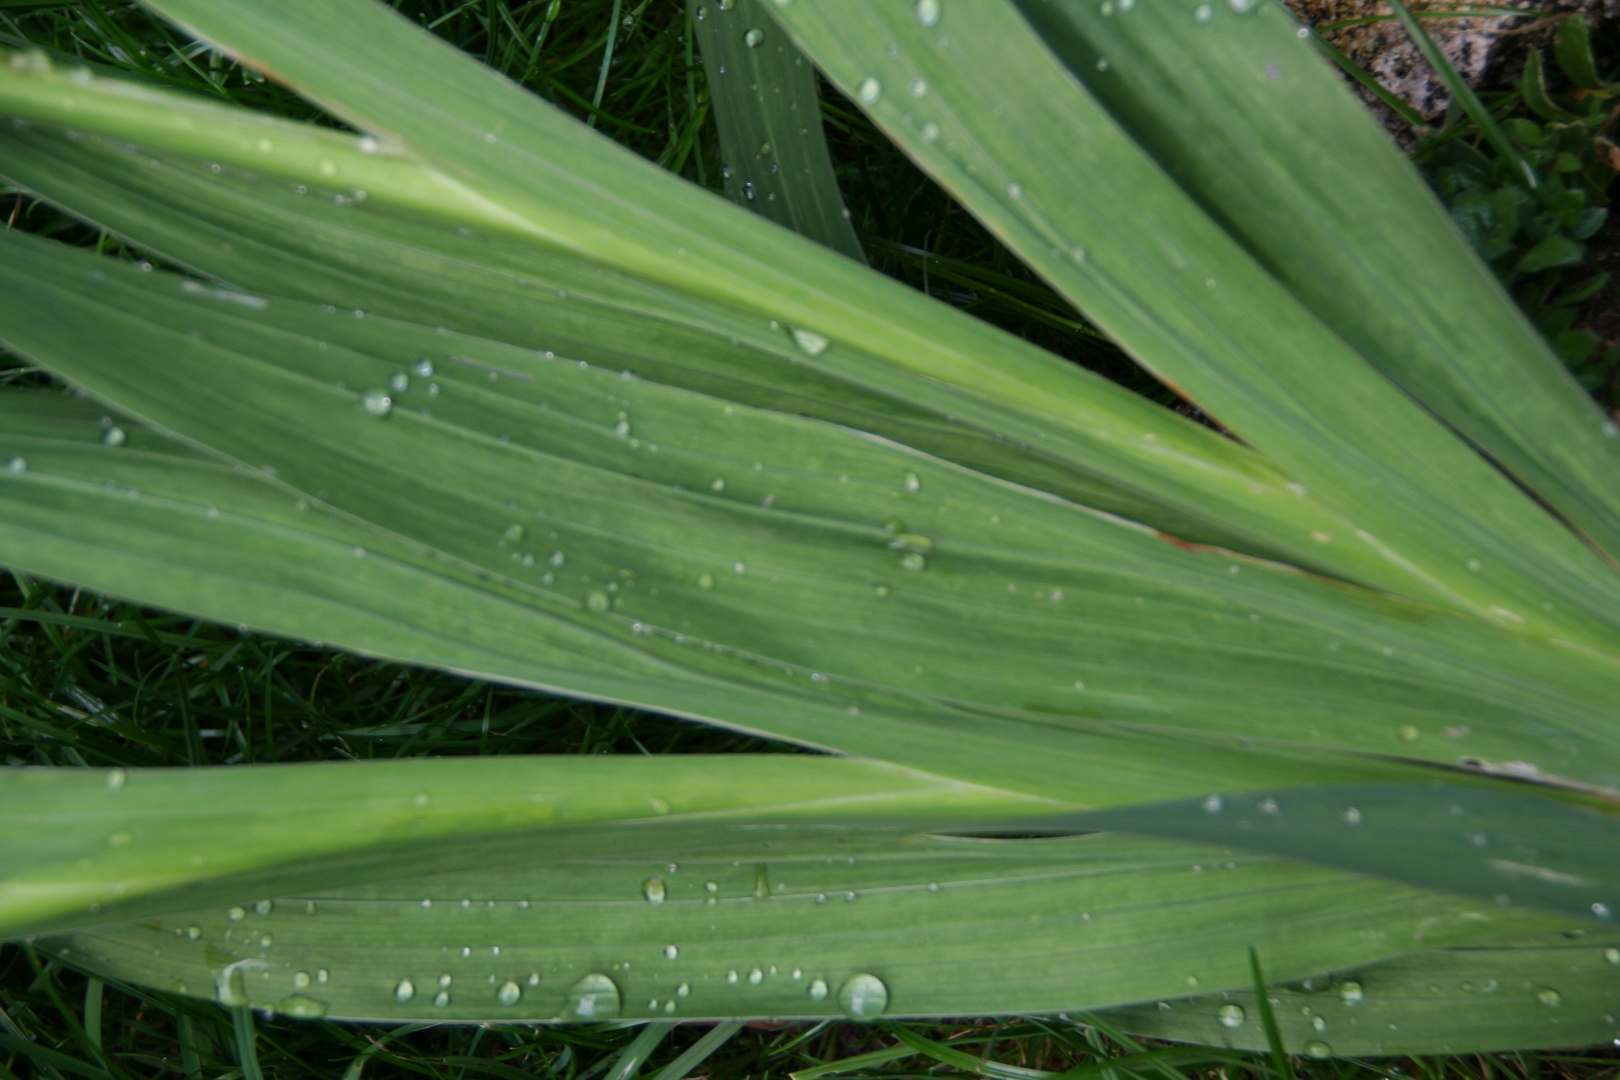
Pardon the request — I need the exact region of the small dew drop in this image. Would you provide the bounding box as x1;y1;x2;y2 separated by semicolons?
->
361;390;393;417
808;978;829;1001
744;28;764;47
711;478;727;493
1194;3;1212;21
910;77;927;96
643;877;667;904
1303;1041;1332;1060
227;906;246;922
107;768;126;791
433;991;451;1008
902;471;921;493
921;121;941;143
1537;988;1562;1006
748;967;764;985
915;0;941;27
395;978;416;1002
587;591;610;613
187;926;201;940
253;900;273;916
900;553;926;572
497;981;522;1006
791;327;830;356
664;945;679;960
1203;795;1223;814
1217;1004;1246;1029
102;426;127;448
389;372;410;394
293;971;311;989
1603;947;1619;964
278;995;328;1019
857;77;882;105
698;573;715;589
3;456;25;474
1339;980;1364;1005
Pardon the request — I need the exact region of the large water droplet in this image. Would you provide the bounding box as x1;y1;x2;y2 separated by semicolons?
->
748;968;764;985
643;877;667;904
1338;981;1363;1005
744;28;764;47
278;995;328;1019
807;978;829;1001
1537;987;1562;1006
1217;1003;1246;1028
915;0;941;26
102;426;127;448
838;973;888;1020
565;973;621;1020
395;978;415;1002
497;981;522;1006
361;390;393;417
664;945;679;960
1604;947;1619;964
1303;1041;1332;1059
857;78;882;105
791;327;829;356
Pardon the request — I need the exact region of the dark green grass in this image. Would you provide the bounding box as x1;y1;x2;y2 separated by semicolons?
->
3;1;1620;1079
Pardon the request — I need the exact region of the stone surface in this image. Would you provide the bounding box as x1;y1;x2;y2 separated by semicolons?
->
1283;0;1612;123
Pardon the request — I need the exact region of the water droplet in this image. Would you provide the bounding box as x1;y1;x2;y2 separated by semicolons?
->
921;122;941;143
318;158;338;177
743;181;755;200
316;969;329;983
1338;981;1363;1005
837;973;888;1020
3;456;25;474
727;970;740;984
587;591;610;613
664;945;679;960
258;933;274;947
395;978;417;1003
1537;988;1562;1006
791;327;830;355
278;994;327;1019
1303;1041;1332;1059
1006;183;1022;199
388;372;411;395
187;925;201;940
1217;1004;1246;1028
643;877;667;904
1604;947;1619;964
675;982;691;997
413;358;435;378
361;390;393;417
440;974;453;987
909;77;928;97
1095;57;1110;72
293;971;311;989
1203;795;1223;814
433;990;451;1008
748;967;764;985
227;906;246;921
497;980;522;1006
1256;797;1278;815
106;833;130;851
1194;3;1212;21
744;28;764;47
710;478;726;493
102;426;127;448
808;978;829;1001
1342;807;1361;824
253;900;273;916
1311;1016;1327;1032
915;0;941;26
1398;725;1420;742
566;974;621;1020
900;553;926;571
857;77;882;105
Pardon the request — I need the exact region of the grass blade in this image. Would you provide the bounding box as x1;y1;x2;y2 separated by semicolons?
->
648;1020;744;1080
692;0;863;260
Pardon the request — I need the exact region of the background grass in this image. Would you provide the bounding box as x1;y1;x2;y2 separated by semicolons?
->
3;1;1620;1079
